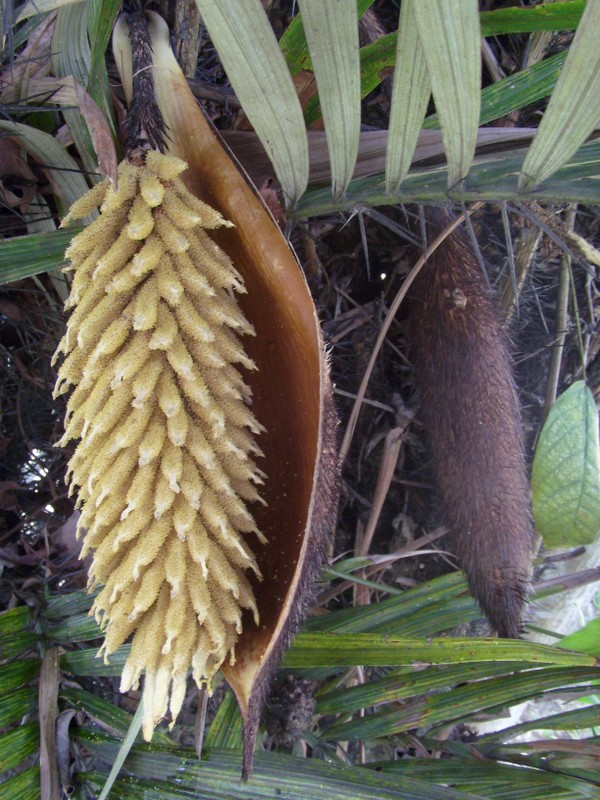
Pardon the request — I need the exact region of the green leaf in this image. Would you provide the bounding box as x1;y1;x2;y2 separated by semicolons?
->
45;589;94;620
0;632;40;661
0;606;32;634
280;0;375;76
558;617;600;656
0;767;41;800
0;227;80;285
424;50;568;130
320;665;600;742
204;687;243;750
0;687;38;728
61;643;130;677
297;0;361;199
374;758;595;798
48;612;103;643
0;121;90;215
193;0;308;206
78;736;484;800
0;658;40;692
480;1;585;36
284;633;597;669
16;0;81;21
519;0;600;189
413;0;481;187
51;3;99;175
86;0;121;129
532;381;600;547
385;0;430;194
0;721;39;772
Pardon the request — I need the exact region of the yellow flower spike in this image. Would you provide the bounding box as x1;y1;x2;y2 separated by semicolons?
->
153;473;177;519
145;150;187;182
164;537;187;597
175;259;215;300
177;459;203;512
162;590;191;654
108;263;147;294
131;358;163;407
131;235;164;277
129;555;167;621
164;337;194;380
138;415;168;466
127;193;155;240
108;403;154;453
170;177;233;230
115;506;155;549
88;317;131;362
166;407;188;447
186;525;211;580
173;295;216;344
186;570;213;621
155;372;182;419
139;172;165;207
60;178;109;225
93;229;139;282
110;331;153;385
159;439;183;493
212;327;257;371
65;205;128;262
161;189;202;229
154;212;190;253
100;164;138;214
148;302;178;350
186;238;246;294
131;274;160;330
156;253;184;305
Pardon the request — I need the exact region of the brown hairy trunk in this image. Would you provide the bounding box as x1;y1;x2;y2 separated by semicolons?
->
409;207;535;638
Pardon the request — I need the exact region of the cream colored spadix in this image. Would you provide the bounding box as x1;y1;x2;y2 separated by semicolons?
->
111;10;338;777
54;150;266;740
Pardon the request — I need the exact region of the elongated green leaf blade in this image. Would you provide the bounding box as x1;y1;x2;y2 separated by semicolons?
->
480;1;584;36
0;767;41;800
280;0;375;75
0;659;40;692
86;0;121;126
297;0;361;199
519;0;600;189
284;633;597;669
79;736;482;800
532;381;600;547
16;0;80;21
0;721;39;772
193;0;308;206
0;228;79;285
413;0;481;187
0;121;90;214
386;0;430;194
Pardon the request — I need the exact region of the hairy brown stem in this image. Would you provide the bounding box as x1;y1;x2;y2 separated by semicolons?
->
409;207;535;638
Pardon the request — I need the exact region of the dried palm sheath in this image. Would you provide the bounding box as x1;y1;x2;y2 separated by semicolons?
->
54;9;338;777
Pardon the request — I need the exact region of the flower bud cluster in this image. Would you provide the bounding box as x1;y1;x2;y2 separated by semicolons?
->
54;151;265;739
